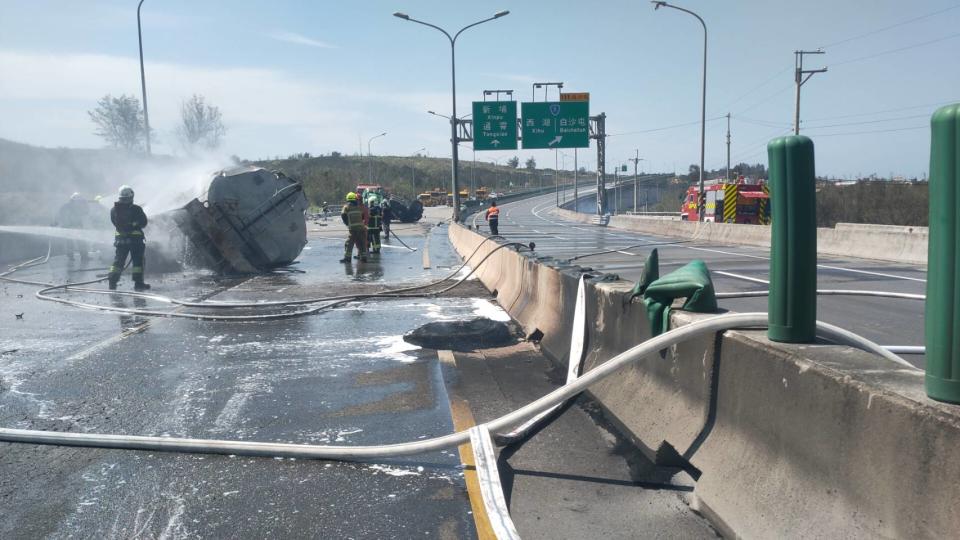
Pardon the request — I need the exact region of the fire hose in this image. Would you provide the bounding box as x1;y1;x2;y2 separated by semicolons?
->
0;312;914;459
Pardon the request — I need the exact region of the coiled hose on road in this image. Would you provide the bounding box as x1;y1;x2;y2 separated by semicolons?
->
0;312;914;460
1;236;531;321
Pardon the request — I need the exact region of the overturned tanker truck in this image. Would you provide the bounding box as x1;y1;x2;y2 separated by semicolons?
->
169;166;308;274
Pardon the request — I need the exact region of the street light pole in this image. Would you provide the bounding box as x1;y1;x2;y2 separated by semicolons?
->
555;149;560;207
652;1;707;221
137;0;151;155
410;147;425;197
394;10;510;222
573;148;578;212
367;132;386;182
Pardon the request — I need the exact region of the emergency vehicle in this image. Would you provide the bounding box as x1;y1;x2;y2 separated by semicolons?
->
681;176;770;224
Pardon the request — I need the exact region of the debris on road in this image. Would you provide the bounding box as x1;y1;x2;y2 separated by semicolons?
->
404;317;520;351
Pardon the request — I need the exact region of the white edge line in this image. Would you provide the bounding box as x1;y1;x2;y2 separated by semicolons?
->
714;270;771;285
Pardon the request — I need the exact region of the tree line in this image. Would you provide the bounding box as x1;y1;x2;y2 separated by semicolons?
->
88;94;225;154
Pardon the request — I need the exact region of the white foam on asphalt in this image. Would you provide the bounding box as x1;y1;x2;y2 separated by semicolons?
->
471;299;511;322
367;464;422;477
351;335;420;363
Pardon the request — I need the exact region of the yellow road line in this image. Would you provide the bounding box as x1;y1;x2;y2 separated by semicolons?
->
422;234;432;269
438;350;497;540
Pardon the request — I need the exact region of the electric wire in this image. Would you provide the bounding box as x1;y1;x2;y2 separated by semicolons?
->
831;31;960;67
818;4;960;49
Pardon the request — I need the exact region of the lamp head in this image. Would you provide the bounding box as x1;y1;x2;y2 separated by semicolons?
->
393;12;410;19
652;1;667;9
494;10;509;18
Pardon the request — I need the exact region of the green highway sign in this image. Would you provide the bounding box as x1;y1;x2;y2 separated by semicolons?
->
521;100;590;149
472;101;518;150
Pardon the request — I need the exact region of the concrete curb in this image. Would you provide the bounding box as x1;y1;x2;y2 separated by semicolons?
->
449;222;959;539
553;208;929;266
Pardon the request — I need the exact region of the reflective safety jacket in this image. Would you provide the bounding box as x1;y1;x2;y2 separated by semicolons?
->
111;202;148;239
485;206;500;221
341;202;368;230
368;207;382;230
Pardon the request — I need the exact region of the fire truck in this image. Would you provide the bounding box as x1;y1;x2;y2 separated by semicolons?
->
681;177;770;224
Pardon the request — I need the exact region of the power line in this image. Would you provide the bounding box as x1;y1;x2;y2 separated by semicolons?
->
721;67;791;110
803;99;959;121
736;116;792;128
805;125;927;137
819;4;960;49
831;31;960;67
734;83;794;116
607;116;725;137
803;113;930;129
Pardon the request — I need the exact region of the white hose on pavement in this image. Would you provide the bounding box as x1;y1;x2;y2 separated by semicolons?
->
0;312;915;460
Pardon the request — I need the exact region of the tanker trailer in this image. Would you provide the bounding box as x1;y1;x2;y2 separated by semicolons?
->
171;166;308;274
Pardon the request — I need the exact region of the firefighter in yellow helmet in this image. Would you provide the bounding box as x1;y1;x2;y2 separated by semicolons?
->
340;192;369;263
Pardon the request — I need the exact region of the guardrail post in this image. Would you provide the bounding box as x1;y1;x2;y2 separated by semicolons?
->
767;135;817;343
926;103;960;403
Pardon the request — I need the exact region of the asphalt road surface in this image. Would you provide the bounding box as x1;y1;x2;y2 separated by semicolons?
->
473;190;927;369
1;207;717;539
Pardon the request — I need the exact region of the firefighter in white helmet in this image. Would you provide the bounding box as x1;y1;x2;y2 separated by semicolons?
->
107;185;150;290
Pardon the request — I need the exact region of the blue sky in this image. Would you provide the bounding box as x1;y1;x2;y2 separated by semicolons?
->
1;0;958;178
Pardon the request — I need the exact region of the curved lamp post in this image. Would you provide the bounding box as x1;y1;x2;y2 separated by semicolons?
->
137;0;151;155
394;10;510;221
652;1;707;221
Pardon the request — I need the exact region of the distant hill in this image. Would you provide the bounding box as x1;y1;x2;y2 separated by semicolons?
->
0;138;182;224
251;153;564;207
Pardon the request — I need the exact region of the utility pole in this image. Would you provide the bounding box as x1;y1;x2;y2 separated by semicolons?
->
725;113;731;181
592;113;607;216
629;150;643;213
794;49;827;134
613;165;621;215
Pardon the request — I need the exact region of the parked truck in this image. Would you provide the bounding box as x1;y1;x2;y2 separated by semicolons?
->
681;177;770;224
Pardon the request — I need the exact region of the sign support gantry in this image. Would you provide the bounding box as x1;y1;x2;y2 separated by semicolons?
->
590;113;607;216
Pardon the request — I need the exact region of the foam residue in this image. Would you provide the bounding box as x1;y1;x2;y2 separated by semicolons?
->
350;335;420;363
471;298;511;322
454;265;478;281
367;464;421;477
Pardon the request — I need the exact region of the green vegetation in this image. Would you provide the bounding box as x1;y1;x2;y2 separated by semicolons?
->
251;153;569;206
816;180;928;227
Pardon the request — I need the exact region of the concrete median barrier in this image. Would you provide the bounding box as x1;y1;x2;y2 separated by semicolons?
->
448;221;959;539
554;208;928;265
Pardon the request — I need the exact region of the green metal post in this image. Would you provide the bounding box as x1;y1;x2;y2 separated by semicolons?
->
767;135;817;343
926;103;960;403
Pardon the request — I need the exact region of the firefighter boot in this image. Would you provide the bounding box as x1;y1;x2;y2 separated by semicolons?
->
134;281;151;291
108;279;118;290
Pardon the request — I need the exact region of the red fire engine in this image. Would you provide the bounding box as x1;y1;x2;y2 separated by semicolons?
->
681;176;770;224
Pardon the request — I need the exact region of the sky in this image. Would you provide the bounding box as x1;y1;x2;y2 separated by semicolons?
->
0;0;958;179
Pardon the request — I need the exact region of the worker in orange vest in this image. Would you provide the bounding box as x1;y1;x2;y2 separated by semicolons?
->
485;200;500;236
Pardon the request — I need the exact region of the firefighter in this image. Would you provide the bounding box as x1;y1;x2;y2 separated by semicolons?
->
340;192;368;263
381;199;393;239
357;194;370;256
485;200;500;236
107;185;150;291
53;193;91;262
367;201;383;254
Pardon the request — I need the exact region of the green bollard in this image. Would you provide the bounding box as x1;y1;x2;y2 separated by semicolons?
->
767;135;817;343
926;103;960;404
